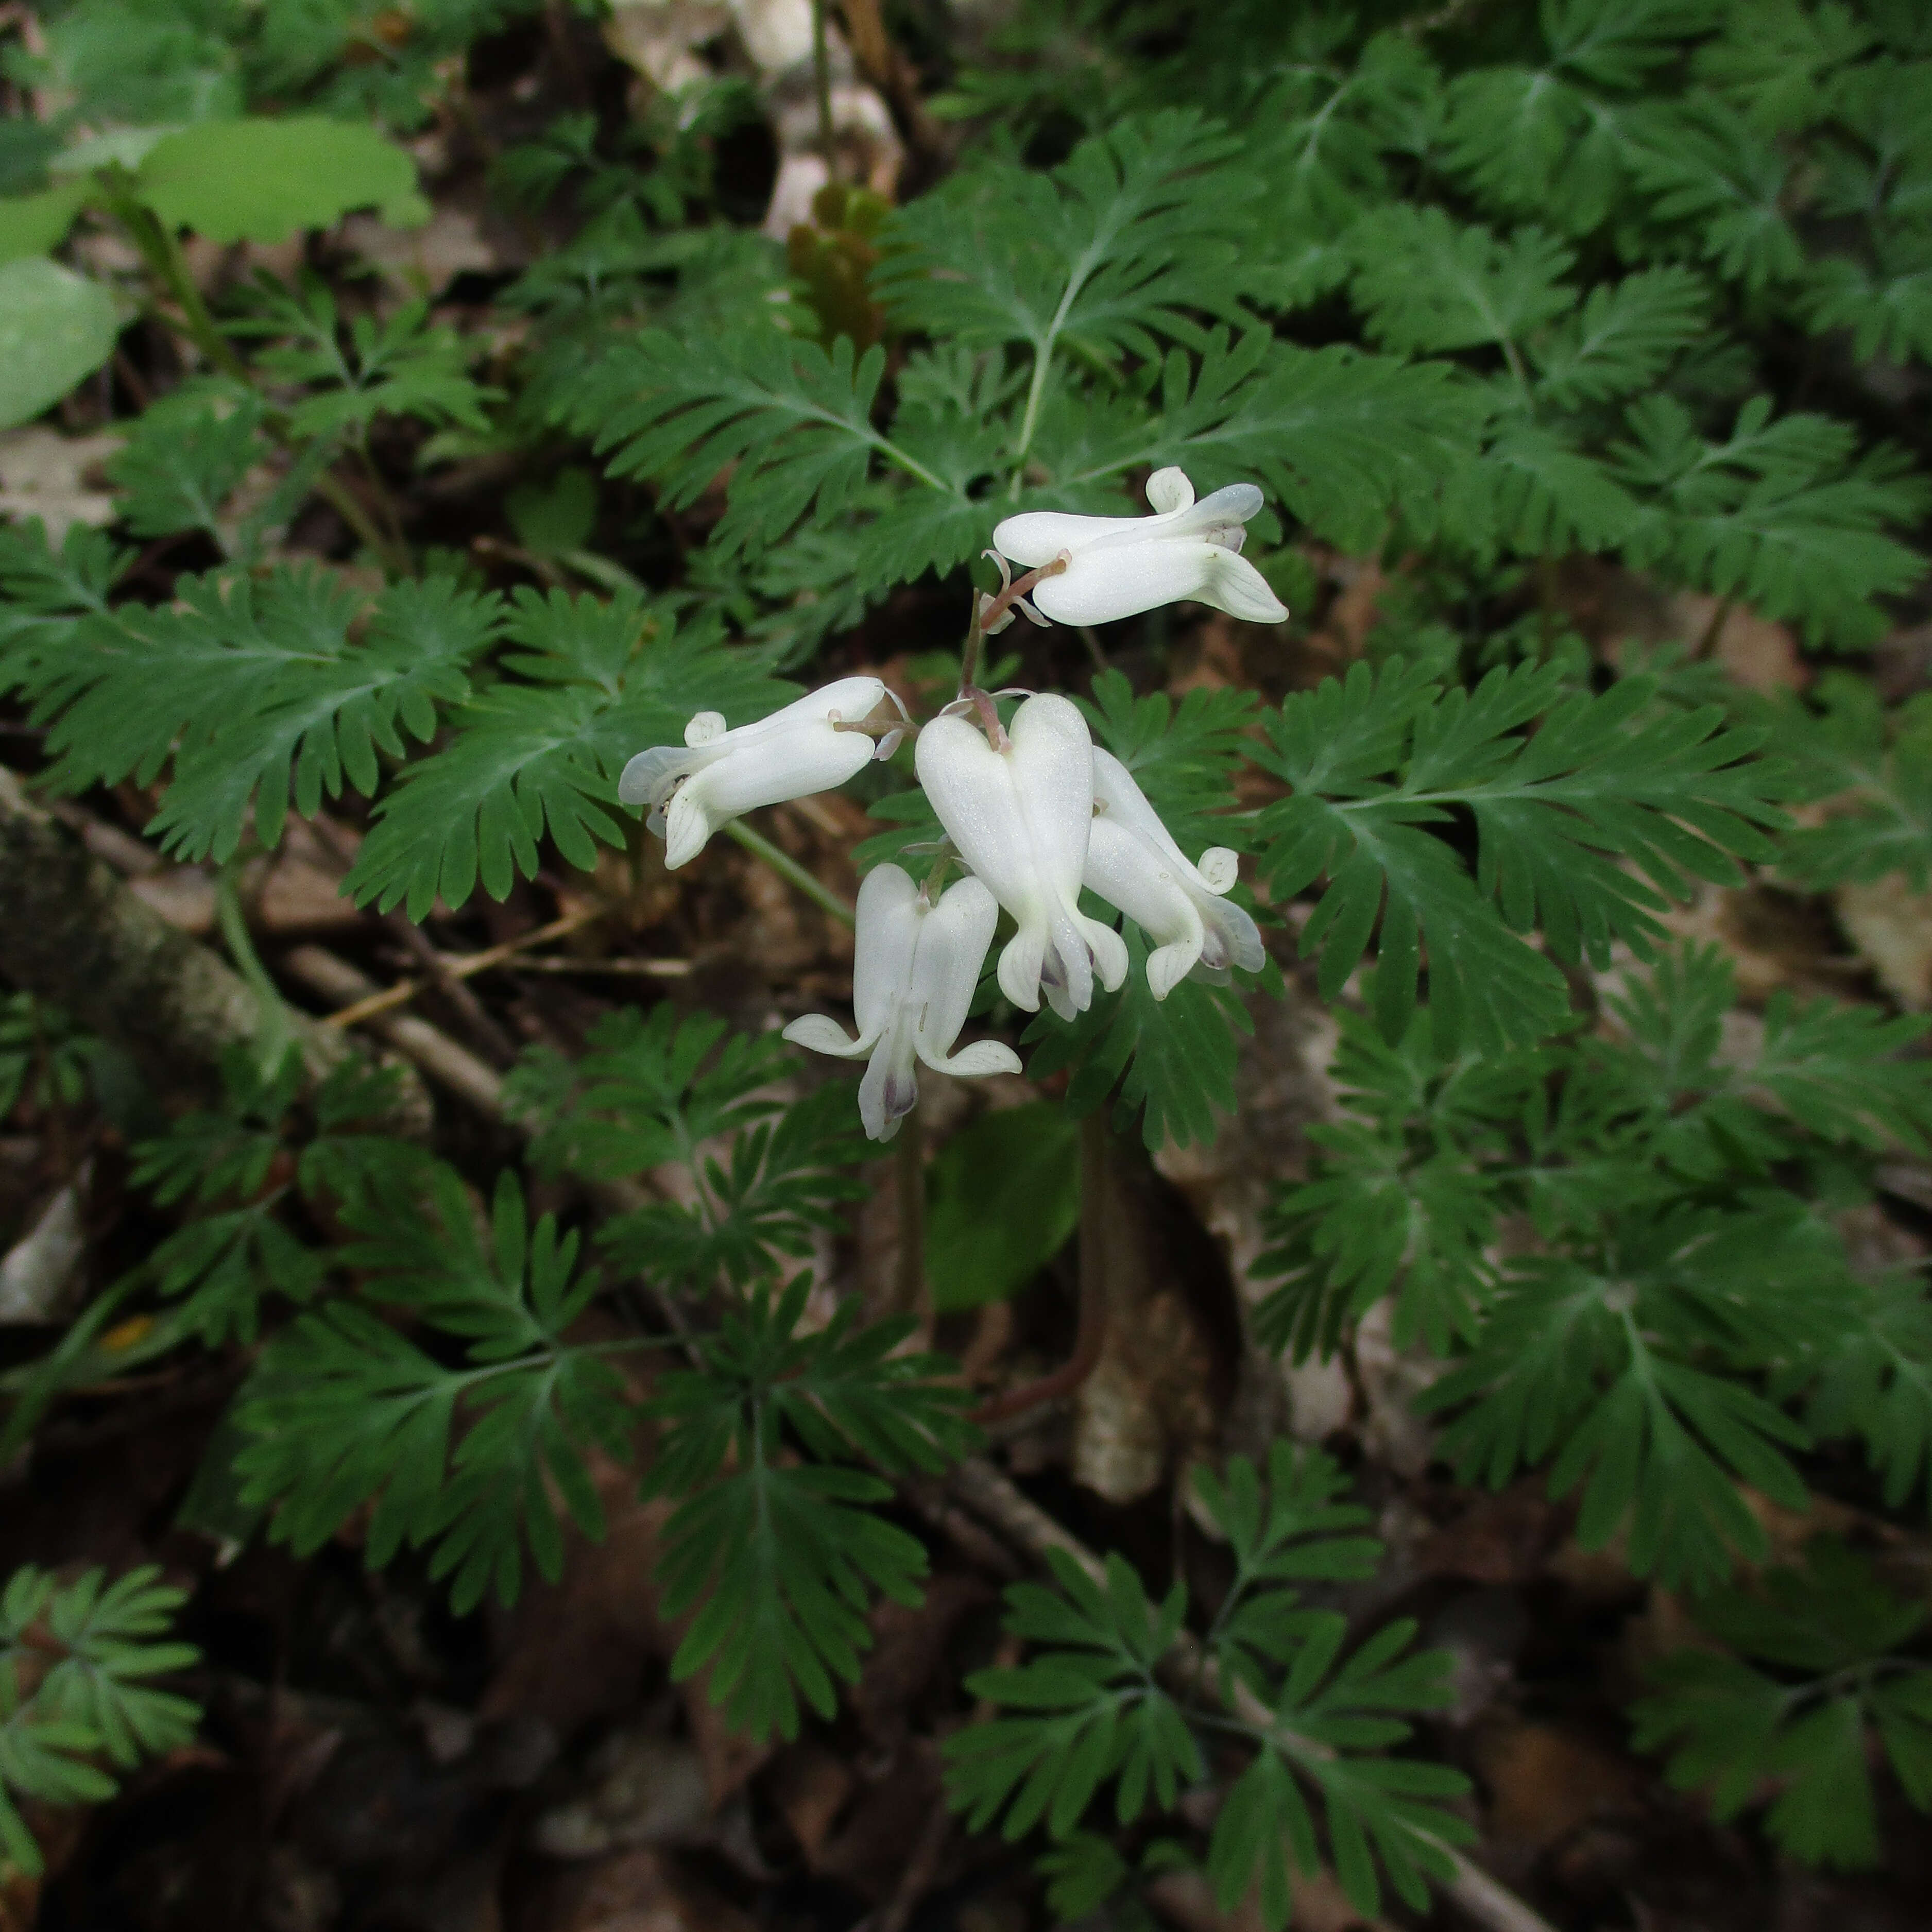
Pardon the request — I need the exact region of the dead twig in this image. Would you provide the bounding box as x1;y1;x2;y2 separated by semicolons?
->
281;946;505;1121
320;904;615;1031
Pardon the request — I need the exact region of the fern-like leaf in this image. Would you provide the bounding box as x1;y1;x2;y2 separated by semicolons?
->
343;590;790;917
233;1168;640;1612
644;1277;973;1740
1630;1539;1932;1869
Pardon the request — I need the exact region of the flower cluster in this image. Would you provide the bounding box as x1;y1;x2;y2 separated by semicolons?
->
618;469;1279;1140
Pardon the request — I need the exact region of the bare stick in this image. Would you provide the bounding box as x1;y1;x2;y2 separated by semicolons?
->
282;946;505;1121
0;768;428;1127
322;904;614;1030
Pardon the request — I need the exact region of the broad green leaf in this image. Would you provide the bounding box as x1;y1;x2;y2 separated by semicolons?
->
926;1103;1082;1312
0;259;119;431
0;181;87;264
134;117;427;244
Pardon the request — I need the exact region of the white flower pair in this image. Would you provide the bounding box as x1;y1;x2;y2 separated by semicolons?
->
779;693;1261;1139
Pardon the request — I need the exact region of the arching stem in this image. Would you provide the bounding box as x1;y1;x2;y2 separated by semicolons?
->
810;0;836;169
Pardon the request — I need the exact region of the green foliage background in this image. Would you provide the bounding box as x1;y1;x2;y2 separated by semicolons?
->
2;0;1932;1911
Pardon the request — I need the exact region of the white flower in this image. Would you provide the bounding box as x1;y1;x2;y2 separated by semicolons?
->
617;676;888;869
1083;748;1266;1000
990;466;1288;627
783;864;1020;1140
914;692;1129;1021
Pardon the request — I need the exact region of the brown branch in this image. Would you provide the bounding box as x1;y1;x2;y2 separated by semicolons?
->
320;904;614;1030
280;946;505;1121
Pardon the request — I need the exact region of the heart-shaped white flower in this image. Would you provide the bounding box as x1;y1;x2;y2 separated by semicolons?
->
914;693;1128;1020
1083;747;1266;1000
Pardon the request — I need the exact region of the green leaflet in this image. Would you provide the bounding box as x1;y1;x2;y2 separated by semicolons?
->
0;1565;200;1876
945;1446;1470;1931
1632;1541;1932;1869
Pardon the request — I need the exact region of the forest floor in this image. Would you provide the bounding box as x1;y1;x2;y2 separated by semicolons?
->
4;8;1932;1932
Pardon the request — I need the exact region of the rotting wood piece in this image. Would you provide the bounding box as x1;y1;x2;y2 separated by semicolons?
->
0;766;429;1132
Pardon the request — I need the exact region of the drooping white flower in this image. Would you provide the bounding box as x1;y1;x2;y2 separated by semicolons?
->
1083;748;1266;1001
990;466;1288;627
783;864;1020;1140
618;676;888;869
914;692;1128;1021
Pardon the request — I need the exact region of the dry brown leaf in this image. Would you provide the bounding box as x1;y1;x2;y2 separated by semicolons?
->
1835;878;1932;1008
1418;1483;1567;1587
527;1846;757;1932
765;1739;856;1866
848;1572;988;1749
342;203;502;297
1471;1718;1643;1857
1668;591;1808;693
530;1729;713;1858
0;426;122;540
481;1466;672;1741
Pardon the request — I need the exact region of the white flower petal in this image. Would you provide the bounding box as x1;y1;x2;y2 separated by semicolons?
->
1198;893;1266;976
619;742;711;809
931;1038;1023;1078
990;507;1142;568
1091;749;1198;881
1143;466;1194;515
783;1013;873;1058
1148;939;1200;1001
1084;815;1206;999
660;786;718;869
853;864;922;1042
1084;757;1266;996
1198;847;1239;895
620;677;887;861
990;469;1285;628
857;1012;919;1140
1174;481;1262;535
1031;539;1286;626
1193;546;1289;623
908;874;999;1067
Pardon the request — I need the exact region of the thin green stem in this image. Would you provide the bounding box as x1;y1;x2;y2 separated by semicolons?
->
1008;230;1112;489
311;469;413;575
215;868;295;1075
871;435;953;495
725;819;857;927
811;0;837;169
1694;594;1733;660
